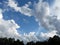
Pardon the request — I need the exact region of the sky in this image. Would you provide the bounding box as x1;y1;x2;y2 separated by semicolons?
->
0;0;60;44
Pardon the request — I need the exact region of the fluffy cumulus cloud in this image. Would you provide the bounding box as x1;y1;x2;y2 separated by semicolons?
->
0;9;21;39
40;30;57;39
32;0;60;38
34;0;60;37
1;0;60;44
21;32;38;44
35;0;60;34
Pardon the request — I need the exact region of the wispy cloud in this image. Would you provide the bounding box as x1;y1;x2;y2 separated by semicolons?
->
8;0;32;16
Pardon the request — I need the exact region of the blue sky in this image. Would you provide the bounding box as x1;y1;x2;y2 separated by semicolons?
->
0;0;53;34
3;4;39;34
3;11;39;34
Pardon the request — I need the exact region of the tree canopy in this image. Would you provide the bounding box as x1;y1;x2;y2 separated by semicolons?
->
0;35;60;45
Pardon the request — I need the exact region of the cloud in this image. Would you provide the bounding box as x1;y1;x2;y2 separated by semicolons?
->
33;0;50;30
21;30;57;44
0;9;21;39
40;30;57;39
8;0;32;16
32;0;60;37
51;0;60;20
0;9;3;19
21;32;38;44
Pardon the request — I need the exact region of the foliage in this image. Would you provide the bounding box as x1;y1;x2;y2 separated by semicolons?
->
0;35;60;45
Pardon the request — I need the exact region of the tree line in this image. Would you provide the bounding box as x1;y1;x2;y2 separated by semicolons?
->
0;35;60;45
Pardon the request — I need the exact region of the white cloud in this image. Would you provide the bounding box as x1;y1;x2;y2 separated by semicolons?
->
40;30;57;39
31;0;60;31
0;9;3;19
32;0;60;38
0;9;21;40
22;32;38;44
33;0;52;30
8;0;32;16
51;0;60;20
23;32;38;42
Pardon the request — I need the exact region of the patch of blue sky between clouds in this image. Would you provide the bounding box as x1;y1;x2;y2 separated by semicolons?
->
2;0;54;34
3;9;39;33
0;0;55;34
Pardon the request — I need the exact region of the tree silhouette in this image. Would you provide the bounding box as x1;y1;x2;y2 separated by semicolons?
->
0;35;60;45
27;41;35;45
48;35;60;45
